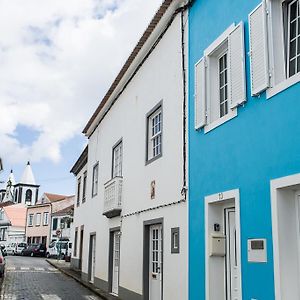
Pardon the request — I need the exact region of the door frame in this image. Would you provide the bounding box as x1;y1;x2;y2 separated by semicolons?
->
205;189;242;300
108;226;121;294
143;218;164;300
88;232;96;283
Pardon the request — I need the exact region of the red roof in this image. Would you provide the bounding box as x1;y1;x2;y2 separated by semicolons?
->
3;204;26;227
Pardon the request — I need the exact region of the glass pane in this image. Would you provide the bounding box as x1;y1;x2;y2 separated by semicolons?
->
298;37;300;55
290;21;297;40
220;103;225;117
220;87;224;102
224;53;227;68
297;57;300;72
220;72;224;87
225;101;228;115
290;58;296;76
290;40;297;58
224;85;228;100
291;2;298;21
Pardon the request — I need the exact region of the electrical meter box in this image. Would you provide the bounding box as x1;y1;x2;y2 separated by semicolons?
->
210;234;226;256
247;239;267;263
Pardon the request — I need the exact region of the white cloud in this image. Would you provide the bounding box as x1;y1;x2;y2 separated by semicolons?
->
0;0;162;164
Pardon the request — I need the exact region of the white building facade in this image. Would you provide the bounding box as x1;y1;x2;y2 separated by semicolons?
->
71;1;189;299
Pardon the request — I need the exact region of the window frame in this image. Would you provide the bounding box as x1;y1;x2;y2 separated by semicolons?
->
112;139;123;178
28;214;34;227
82;171;87;203
92;162;99;197
43;212;49;226
145;101;163;165
35;213;41;227
77;177;81;207
171;227;180;254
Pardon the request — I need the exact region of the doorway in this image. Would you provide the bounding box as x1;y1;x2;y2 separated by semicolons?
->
205;189;242;300
88;234;96;283
79;228;84;270
112;231;120;295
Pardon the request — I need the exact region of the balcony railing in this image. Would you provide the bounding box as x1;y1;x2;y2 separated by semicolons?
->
103;176;123;218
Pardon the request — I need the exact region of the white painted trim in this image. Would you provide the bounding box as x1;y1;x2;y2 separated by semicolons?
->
204;23;236;56
266;72;300;98
270;173;300;300
204;108;237;134
205;189;242;300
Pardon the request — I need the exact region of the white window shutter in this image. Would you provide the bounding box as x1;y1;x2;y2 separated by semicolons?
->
248;1;269;96
194;57;206;130
228;22;246;109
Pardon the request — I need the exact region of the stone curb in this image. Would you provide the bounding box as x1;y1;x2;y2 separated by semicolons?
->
46;259;117;300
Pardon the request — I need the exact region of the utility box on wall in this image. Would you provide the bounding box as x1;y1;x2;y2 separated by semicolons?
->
210;234;226;256
247;239;267;263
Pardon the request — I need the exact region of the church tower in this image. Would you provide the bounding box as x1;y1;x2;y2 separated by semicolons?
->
14;161;40;205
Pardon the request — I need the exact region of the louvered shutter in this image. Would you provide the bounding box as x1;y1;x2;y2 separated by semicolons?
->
228;22;246;109
248;1;269;96
194;57;206;129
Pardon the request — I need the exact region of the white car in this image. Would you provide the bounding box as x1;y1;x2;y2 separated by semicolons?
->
15;242;27;255
46;240;72;259
6;243;16;255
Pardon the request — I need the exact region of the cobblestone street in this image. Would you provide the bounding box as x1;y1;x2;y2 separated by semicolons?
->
1;256;102;300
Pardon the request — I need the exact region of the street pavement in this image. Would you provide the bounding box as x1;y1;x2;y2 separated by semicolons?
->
1;256;102;300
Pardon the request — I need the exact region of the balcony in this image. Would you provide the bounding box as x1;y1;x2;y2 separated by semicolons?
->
103;176;123;218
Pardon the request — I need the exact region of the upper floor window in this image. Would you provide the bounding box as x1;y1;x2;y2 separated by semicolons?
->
35;213;41;226
112;141;123;178
92;163;99;197
25;189;32;203
194;23;246;133
77;177;81;206
28;214;34;226
52;218;58;230
82;171;87;203
43;212;49;226
146;103;163;163
249;0;300;98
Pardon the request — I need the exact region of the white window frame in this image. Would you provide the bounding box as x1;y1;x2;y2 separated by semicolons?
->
77;177;81;206
28;214;34;226
146;104;163;163
43;212;49;226
201;24;239;133
264;0;300;98
35;213;41;226
92;163;99;197
112;140;123;178
82;171;87;202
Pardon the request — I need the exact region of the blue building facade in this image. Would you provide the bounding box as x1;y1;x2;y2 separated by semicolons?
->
188;0;300;299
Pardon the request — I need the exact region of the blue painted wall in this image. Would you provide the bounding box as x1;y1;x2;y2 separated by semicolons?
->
188;0;300;299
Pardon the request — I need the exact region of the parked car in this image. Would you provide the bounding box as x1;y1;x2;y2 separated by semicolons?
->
21;243;46;257
15;242;27;255
0;247;5;277
46;239;72;259
5;243;16;255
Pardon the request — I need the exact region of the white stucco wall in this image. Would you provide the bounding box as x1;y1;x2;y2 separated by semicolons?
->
72;10;187;300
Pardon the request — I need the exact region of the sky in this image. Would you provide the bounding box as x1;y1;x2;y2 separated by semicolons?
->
0;0;162;196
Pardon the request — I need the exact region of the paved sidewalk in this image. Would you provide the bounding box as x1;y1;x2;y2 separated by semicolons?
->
46;259;119;300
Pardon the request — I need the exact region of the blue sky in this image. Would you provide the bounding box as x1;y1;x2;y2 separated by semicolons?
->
0;0;162;196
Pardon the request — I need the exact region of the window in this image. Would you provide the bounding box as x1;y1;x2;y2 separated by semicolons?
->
35;213;41;226
171;227;180;254
82;171;87;203
249;0;300;98
146;104;163;163
52;218;58;230
14;189;18;203
0;210;4;221
112;141;123;178
77;177;81;206
28;214;34;226
74;228;78;257
0;228;6;241
195;23;246;132
25;189;32;204
92;163;99;197
43;212;49;226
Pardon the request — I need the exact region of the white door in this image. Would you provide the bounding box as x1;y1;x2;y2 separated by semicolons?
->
225;208;239;300
112;231;120;295
149;224;162;300
90;235;96;283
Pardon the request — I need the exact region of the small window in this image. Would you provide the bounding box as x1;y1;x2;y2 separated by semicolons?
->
77;177;81;206
25;189;32;203
28;214;34;226
43;212;49;226
146;104;163;163
82;171;87;203
35;213;41;226
52;218;58;230
92;163;99;197
171;227;180;254
112;141;123;178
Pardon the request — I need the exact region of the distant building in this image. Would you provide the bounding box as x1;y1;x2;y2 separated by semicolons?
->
25;193;74;247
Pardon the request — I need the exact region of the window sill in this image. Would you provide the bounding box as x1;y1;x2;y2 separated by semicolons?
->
145;153;162;166
204;109;237;134
267;73;300;99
